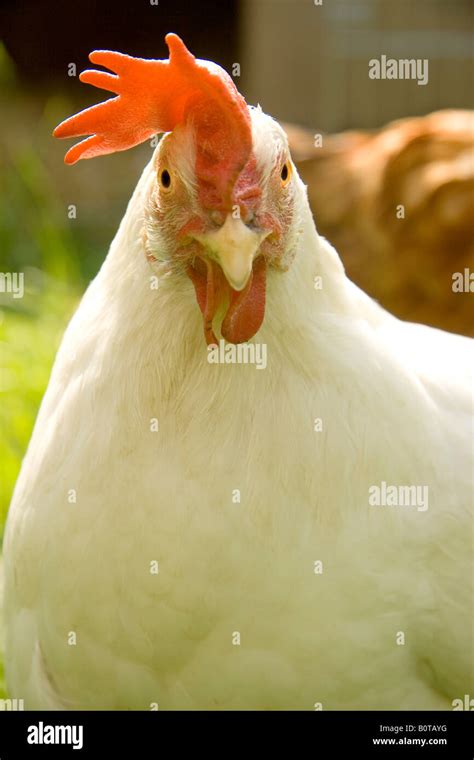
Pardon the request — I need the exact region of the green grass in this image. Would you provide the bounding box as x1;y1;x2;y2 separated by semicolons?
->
0;281;79;536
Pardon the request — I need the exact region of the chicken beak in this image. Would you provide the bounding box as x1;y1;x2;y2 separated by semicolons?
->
195;214;268;291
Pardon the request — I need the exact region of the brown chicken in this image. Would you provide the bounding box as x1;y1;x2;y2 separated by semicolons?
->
286;110;474;337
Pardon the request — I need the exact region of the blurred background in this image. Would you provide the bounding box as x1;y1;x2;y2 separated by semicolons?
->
0;0;473;692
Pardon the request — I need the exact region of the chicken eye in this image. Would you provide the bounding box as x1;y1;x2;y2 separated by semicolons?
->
280;161;292;186
160;169;171;189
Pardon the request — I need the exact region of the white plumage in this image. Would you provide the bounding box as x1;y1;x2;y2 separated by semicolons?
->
3;106;473;710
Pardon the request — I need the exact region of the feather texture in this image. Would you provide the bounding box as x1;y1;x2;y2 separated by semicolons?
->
3;112;473;710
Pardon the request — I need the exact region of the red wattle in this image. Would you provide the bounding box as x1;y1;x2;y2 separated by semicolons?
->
221;257;266;344
187;256;267;345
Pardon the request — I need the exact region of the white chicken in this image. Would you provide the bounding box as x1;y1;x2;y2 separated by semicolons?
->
2;34;473;710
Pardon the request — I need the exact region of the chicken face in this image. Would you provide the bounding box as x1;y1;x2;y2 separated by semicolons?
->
144;111;299;345
53;34;301;344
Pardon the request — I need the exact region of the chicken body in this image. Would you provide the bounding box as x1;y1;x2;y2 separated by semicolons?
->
3;110;473;710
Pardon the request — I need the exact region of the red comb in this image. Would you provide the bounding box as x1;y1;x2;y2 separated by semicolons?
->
53;34;252;208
